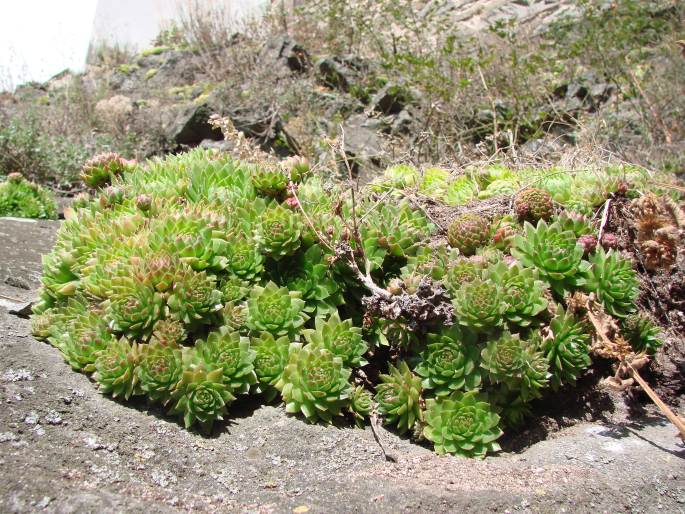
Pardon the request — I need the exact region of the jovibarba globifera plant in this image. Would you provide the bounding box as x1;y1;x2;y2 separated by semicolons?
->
31;149;660;456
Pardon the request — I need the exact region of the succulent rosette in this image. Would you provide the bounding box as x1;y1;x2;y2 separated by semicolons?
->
375;361;423;434
93;338;142;400
480;331;549;402
583;248;638;318
543;306;591;389
221;301;249;332
348;385;373;426
447;213;490;256
255;203;302;259
276;245;341;316
251;164;289;198
511;220;590;294
195;328;257;395
219;275;251;304
488;262;548;327
514;188;554;222
402;245;453;281
107;275;165;337
444;257;484;294
150;318;187;346
246;281;307;337
81;152;131;189
251;332;291;401
166;268;223;325
225;236;264;280
622;313;663;354
415;326;481;396
150;214;228;272
360;200;432;263
171;367;235;432
138;342;184;403
451;278;506;331
276;343;352;423
302;312;367;367
423;391;502;458
445;176;477;206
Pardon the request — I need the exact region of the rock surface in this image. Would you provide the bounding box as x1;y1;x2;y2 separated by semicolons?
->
0;217;683;513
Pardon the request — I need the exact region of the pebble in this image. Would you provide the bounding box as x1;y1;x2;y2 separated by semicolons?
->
44;411;63;425
24;411;39;425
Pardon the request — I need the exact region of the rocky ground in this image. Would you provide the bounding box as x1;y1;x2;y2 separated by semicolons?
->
0;216;683;513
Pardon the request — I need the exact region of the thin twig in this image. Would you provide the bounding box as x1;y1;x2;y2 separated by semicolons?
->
370;409;397;462
628;364;685;441
0;293;23;303
596;198;612;251
477;64;499;154
586;300;685;441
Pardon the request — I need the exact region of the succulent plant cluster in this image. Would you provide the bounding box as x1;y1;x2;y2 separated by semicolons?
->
0;172;58;219
32;150;660;458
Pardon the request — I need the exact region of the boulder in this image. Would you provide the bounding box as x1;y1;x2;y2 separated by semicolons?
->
315;56;366;91
167;103;223;146
340;114;384;180
260;36;311;76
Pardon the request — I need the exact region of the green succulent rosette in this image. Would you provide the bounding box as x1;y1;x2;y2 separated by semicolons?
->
107;275;165;337
276;245;342;316
451;278;506;331
423;391;502;458
401;245;453;281
138;342;184;403
276;343;352;423
246;281;308;337
360;200;433;265
149;213;229;272
414;326;481;396
444;176;477;206
444;257;483;295
166;268;223;325
219;275;251;304
302;312;367;367
58;310;114;373
348;385;373;427
150;318;187;346
225;236;264;281
480;331;550;402
543;306;591;389
622;313;663;355
488;262;549;327
511;220;590;295
375;361;423;434
255;203;302;259
251;332;291;401
93;338;142;400
251;164;289;198
583;248;638;318
221;301;249;332
170;367;235;432
554;212;594;237
80;152;130;189
195;328;257;395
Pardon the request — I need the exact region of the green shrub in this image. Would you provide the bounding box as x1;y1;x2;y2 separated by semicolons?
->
0;173;58;219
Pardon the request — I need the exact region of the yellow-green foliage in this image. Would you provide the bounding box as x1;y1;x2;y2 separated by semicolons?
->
0;173;58;219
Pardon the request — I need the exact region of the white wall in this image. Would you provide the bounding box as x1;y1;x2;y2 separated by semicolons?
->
0;0;98;90
0;0;269;91
91;0;269;49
